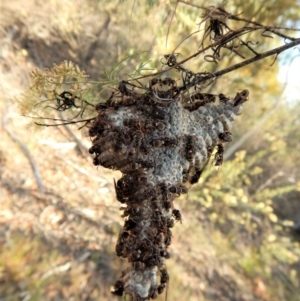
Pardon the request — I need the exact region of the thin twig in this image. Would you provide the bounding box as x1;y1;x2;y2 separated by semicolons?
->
181;37;300;91
22;115;96;127
2;111;44;193
58;112;89;156
166;0;179;47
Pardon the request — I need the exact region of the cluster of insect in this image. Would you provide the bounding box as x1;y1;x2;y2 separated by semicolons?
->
86;54;248;300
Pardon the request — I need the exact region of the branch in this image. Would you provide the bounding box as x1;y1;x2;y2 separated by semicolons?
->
181;38;300;91
213;38;300;78
58;112;89;156
2;111;44;193
22;115;96;127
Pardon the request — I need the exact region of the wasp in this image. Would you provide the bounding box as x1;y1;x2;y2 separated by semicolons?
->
160;77;176;86
113;139;124;153
155;232;165;245
134;188;156;203
129;250;141;261
132;260;145;270
213;144;224;167
88;125;100;137
160;250;171;259
186;135;196;162
150;77;160;87
160;268;169;285
152;137;178;148
184;102;201;111
233;89;249;106
120;206;140;218
172;209;182;223
137;103;167;120
88;116;111;138
190;153;212;184
191;92;216;103
95;102;109;111
123;118;143;130
164;229;172;247
125;132;145;164
150;106;167;120
124;219;137;231
162;53;180;67
182;168;191;183
149;288;158;299
152;210;167;230
159;182;169;201
190;168;203;185
115;176;134;199
96;148;118;169
145;255;161;268
167;218;175;228
93;156;100;166
114;178;126;203
115;231;130;257
169;184;188;195
184;93;216;110
157;283;166;294
164;137;178;147
122;96;136;106
111;280;124;296
218;131;232;143
163;199;172;210
96;92;117;110
219;93;230;104
118;80;131;96
210;19;224;40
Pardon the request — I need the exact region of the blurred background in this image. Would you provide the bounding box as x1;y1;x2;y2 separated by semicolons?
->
1;0;300;300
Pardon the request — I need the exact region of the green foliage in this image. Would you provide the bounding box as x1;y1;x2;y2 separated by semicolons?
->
188;144;300;299
102;51;152;83
0;233;61;300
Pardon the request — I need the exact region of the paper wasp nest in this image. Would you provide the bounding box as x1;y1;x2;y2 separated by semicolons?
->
88;79;248;300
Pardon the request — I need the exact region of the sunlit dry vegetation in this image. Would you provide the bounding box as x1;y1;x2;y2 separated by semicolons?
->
1;0;300;300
